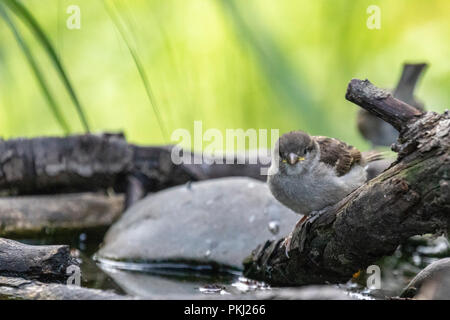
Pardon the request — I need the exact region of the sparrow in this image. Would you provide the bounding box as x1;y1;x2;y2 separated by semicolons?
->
267;131;382;255
357;63;426;147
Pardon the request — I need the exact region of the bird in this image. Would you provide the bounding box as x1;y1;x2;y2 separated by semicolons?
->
267;130;382;255
357;63;426;147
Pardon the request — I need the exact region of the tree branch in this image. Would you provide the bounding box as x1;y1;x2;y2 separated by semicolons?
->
346;79;423;132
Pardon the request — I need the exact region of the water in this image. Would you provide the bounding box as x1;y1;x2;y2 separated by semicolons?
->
15;230;450;299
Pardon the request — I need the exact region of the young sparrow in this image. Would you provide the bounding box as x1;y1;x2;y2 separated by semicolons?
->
267;131;381;254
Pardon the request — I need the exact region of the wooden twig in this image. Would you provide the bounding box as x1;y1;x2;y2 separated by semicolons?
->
347;79;423;132
243;79;450;286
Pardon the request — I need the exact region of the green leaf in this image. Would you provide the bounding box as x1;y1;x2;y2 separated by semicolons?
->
0;3;70;134
104;0;169;142
4;0;90;132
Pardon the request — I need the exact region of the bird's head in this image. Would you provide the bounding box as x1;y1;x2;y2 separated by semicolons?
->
274;131;317;173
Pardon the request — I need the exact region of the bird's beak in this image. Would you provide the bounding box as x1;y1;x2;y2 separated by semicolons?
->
288;153;298;165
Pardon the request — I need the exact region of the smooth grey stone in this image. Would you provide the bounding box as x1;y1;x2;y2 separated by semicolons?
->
414;269;450;300
401;258;450;298
97;177;298;270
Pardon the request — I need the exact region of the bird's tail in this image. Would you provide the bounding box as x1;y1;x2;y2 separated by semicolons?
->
362;150;395;163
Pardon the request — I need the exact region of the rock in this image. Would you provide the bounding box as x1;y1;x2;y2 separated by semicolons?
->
401;258;450;298
0;276;131;300
97;177;298;270
414;269;450;300
0;193;124;237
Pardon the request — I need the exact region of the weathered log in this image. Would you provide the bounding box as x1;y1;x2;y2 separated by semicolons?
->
0;193;124;237
0;238;78;282
0;134;268;206
347;79;423;132
243;79;450;286
0;276;130;300
0;133;132;194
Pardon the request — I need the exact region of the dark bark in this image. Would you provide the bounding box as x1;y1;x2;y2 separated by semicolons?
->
0;276;130;300
243;79;450;286
347;79;424;132
356;63;427;147
0;238;78;282
0;133;132;194
0;134;268;206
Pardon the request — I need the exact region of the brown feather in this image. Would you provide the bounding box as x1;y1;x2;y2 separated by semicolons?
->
315;136;362;176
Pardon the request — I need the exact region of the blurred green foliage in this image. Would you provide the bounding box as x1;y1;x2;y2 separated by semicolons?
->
0;0;448;151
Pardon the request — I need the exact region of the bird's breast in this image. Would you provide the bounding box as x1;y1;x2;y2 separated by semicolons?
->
268;163;366;215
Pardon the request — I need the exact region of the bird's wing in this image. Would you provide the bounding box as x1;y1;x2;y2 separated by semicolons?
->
315;136;362;177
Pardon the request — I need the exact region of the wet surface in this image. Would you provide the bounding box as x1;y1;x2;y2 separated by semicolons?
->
14;230;450;299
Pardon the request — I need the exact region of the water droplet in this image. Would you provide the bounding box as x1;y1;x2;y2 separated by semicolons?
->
249;215;255;223
199;284;227;294
204;250;211;258
79;233;87;241
231;277;269;292
412;253;421;266
268;220;280;235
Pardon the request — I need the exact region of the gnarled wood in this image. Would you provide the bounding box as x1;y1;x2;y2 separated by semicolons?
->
347;79;423;132
0;238;78;282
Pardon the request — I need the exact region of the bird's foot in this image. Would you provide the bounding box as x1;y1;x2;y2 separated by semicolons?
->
281;215;308;258
281;234;293;258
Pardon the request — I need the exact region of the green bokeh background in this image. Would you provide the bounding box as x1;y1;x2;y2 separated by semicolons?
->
0;0;448;151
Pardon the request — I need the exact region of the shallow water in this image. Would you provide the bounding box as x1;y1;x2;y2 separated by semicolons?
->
16;230;450;299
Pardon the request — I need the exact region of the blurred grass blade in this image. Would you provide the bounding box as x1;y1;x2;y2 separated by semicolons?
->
0;3;70;134
4;0;90;132
219;0;330;133
104;0;169;142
